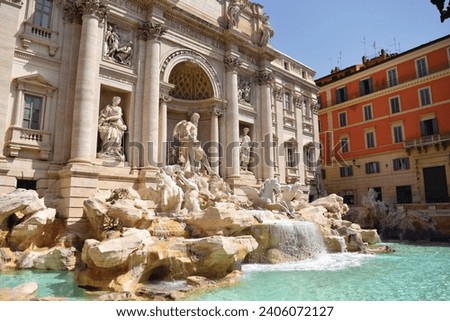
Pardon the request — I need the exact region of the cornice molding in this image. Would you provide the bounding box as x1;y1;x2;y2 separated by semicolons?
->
14;50;61;70
254;69;273;86
224;56;242;72
318;68;450;114
137;19;168;41
99;65;137;84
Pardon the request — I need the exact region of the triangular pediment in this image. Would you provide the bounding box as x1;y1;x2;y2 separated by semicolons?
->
14;73;56;91
285;137;299;146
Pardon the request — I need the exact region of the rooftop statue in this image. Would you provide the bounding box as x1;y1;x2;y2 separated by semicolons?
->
227;0;241;28
259;14;274;46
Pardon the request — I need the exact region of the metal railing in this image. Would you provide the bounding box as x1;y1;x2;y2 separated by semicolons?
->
404;132;450;149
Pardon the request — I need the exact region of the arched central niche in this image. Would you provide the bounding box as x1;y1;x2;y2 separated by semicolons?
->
168;61;214;100
160;49;222;99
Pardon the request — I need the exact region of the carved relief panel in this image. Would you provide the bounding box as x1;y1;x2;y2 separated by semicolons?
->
238;76;252;104
103;22;134;66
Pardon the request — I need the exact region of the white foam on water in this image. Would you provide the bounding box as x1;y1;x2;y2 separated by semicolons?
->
242;252;374;273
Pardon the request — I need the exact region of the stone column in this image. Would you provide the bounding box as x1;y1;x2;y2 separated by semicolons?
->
141;19;167;168
209;105;223;174
69;0;108;164
224;55;242;178
256;69;274;179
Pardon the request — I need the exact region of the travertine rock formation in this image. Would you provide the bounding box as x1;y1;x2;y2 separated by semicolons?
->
0;186;388;299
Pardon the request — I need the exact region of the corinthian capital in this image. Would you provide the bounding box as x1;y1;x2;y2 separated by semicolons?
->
209;105;224;117
293;94;303;107
254;70;273;86
311;100;321;115
63;0;81;23
137;19;168;41
224;56;242;72
75;0;108;20
274;86;283;102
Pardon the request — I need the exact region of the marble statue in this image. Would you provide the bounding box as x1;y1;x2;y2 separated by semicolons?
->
259;14;274;46
104;24;113;57
239;127;251;172
208;173;232;201
279;182;304;215
115;41;133;65
176;170;201;213
227;0;241;28
241;178;282;210
104;24;133;65
156;168;184;215
106;27;119;58
98;96;127;159
238;79;251;103
173;113;212;174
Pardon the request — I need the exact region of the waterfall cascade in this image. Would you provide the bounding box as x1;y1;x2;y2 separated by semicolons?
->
269;221;327;259
248;220;327;263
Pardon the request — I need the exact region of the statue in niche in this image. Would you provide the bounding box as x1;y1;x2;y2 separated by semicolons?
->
259;14;274;46
238;79;251;103
227;0;241;28
98;96;127;160
239;127;252;172
173;113;212;174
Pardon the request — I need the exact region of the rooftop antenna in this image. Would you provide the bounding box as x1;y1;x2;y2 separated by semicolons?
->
372;41;377;57
361;36;367;57
390;37;400;53
337;50;342;69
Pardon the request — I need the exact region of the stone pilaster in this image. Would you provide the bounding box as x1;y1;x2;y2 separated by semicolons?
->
140;19;167;168
224;55;242;179
69;0;108;164
209;105;224;174
255;69;274;179
158;92;171;166
0;0;22;192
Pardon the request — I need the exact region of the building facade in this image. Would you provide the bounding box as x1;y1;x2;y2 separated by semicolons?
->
317;35;450;206
0;0;319;232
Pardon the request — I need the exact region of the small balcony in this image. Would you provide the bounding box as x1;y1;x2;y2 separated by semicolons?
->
20;21;59;56
304;168;316;183
404;133;450;154
285;166;300;183
7;126;52;160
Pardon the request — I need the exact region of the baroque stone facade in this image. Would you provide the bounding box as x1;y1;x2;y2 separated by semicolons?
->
0;0;319;234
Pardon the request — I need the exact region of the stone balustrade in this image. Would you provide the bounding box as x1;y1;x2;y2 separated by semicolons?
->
7;125;52;160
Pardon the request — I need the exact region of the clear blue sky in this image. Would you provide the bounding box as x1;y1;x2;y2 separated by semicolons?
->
257;0;450;79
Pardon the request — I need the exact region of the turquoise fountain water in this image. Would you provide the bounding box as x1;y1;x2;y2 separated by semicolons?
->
0;243;449;300
186;243;450;301
0;270;86;300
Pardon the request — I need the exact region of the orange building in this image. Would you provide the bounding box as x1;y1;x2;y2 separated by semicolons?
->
316;35;450;206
